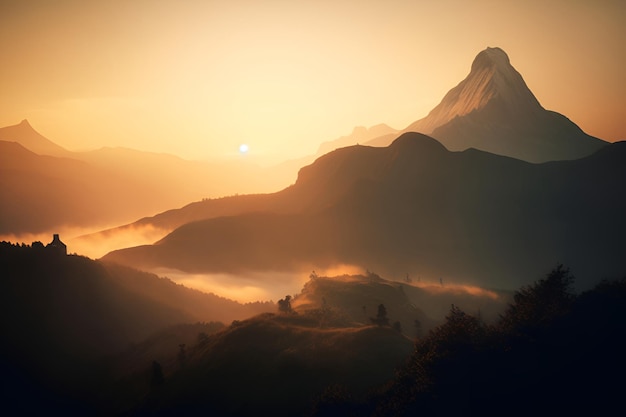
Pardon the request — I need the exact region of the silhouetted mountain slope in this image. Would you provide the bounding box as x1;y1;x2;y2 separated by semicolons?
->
0;240;278;414
88;134;445;244
293;273;436;334
0;245;186;406
0;121;294;235
292;273;510;336
77;137;414;247
316;123;398;156
75;193;289;250
104;133;626;291
102;262;274;322
120;313;413;417
0;140;233;235
0;241;273;399
0;140;149;234
385;47;607;162
0;119;72;157
318;269;626;417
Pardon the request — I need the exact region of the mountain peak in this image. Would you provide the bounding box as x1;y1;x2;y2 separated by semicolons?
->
400;47;606;162
316;123;398;156
0;119;70;157
471;47;511;71
389;132;447;154
405;47;542;135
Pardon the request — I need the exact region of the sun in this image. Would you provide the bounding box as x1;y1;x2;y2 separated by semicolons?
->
239;144;249;154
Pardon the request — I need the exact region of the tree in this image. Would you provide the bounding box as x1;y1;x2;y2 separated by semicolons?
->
413;304;487;371
178;344;187;369
414;319;423;338
393;321;403;333
371;304;390;326
150;360;164;388
499;264;575;334
197;332;209;347
278;295;293;313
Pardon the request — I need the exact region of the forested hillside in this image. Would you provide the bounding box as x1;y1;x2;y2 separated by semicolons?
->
313;267;626;416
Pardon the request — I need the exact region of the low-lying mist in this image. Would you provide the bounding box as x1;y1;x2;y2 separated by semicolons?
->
149;262;510;326
1;224;510;321
411;281;501;300
0;224;171;259
69;224;170;259
149;268;310;303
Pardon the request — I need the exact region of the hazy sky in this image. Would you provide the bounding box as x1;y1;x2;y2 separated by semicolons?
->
1;0;624;163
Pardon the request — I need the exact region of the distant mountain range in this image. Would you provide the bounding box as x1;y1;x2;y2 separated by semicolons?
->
2;47;608;237
306;48;607;162
0;119;400;237
103;132;626;290
0;120;292;234
0;119;73;158
316;123;398;156
4;46;621;292
5;46;623;417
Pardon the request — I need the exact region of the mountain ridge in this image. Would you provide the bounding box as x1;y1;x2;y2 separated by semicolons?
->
0;122;293;235
102;133;626;290
0;119;72;157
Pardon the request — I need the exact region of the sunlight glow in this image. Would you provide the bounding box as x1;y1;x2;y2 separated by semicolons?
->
1;1;622;165
151;268;308;303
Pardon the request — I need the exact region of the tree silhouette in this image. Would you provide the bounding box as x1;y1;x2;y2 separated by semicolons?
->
150;360;164;388
499;264;575;334
414;319;423;338
278;295;293;313
197;332;209;347
393;321;403;333
178;344;187;369
311;269;626;417
371;304;390;326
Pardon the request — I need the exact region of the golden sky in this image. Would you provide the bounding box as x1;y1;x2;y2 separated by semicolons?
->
1;0;624;164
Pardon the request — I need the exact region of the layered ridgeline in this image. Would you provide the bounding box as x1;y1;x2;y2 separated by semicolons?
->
1;239;509;415
0;120;397;237
103;132;626;290
0;241;270;356
315;47;606;162
0;120;294;235
379;47;607;162
2;47;608;236
0;240;273;413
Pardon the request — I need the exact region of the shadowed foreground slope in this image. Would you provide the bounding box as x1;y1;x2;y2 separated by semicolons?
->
104;273;509;416
292;273;511;336
312;267;626;417
3;250;623;416
0;242;272;413
125;313;413;417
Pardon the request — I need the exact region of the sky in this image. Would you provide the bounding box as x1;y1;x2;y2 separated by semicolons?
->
1;0;624;164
